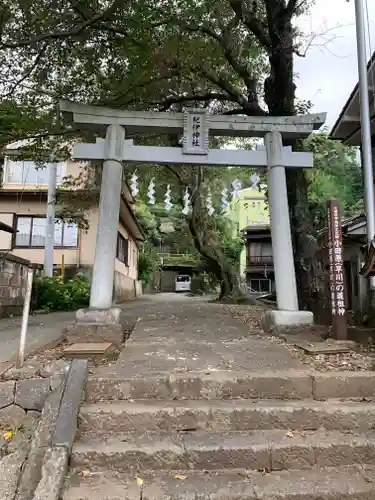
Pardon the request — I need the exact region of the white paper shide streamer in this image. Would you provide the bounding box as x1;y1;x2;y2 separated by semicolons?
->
220;187;229;212
147;178;156;205
130;171;139;197
231;179;242;199
164;184;172;212
134;175;264;208
182;187;190;215
206;188;215;216
251;172;260;189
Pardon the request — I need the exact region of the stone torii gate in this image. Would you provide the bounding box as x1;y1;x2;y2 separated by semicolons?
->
59;100;326;330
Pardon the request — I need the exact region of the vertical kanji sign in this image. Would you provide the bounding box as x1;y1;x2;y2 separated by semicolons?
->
327;200;347;340
182;108;209;155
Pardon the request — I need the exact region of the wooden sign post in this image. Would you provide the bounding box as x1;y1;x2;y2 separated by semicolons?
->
327;200;347;340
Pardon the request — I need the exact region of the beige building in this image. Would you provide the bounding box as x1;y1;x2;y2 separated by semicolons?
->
0;157;144;302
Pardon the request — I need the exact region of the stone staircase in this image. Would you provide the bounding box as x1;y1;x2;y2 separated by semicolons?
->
63;370;375;499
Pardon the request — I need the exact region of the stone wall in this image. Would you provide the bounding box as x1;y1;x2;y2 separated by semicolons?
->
77;265;138;302
0;359;88;500
135;280;142;297
113;270;136;302
0;253;31;318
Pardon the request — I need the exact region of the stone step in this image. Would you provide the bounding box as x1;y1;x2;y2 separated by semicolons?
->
71;429;375;473
85;370;375;402
63;465;375;500
78;399;375;436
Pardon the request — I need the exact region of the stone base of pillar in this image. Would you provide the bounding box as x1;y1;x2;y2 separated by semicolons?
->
63;308;128;346
263;310;314;332
63;323;124;346
75;307;123;325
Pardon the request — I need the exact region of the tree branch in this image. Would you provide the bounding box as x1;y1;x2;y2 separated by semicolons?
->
284;0;309;19
91;24;144;46
66;0;92;19
0;129;78;151
164;165;185;185
3;43;48;97
97;71;182;107
0;0;123;48
64;1;144;46
154;92;233;109
284;0;298;18
222;108;247;115
182;19;260;108
203;69;265;115
166;15;264;115
227;0;271;49
293;23;346;58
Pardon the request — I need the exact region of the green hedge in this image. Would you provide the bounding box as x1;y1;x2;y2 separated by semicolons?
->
33;273;90;312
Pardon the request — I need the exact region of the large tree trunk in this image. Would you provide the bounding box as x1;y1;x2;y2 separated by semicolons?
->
187;168;243;300
263;4;314;308
165;136;243;300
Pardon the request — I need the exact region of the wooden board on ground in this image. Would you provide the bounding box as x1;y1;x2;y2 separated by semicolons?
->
63;342;113;359
294;340;356;355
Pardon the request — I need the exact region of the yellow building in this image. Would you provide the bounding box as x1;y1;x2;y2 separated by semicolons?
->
0;157;144;301
229;185;269;278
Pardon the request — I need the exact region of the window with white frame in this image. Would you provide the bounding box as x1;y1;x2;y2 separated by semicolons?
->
5;159;66;186
15;216;78;248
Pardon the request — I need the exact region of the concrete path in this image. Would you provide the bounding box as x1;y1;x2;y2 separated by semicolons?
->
0;294;203;368
0;293;302;373
0;294;198;368
99;293;304;377
0;310;75;367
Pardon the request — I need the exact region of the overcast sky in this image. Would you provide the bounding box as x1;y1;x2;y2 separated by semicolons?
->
295;0;375;130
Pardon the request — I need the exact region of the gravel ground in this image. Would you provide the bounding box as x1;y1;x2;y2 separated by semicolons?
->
207;303;267;333
216;303;375;372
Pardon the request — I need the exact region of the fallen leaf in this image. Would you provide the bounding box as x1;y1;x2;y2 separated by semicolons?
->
286;431;294;438
136;477;144;487
173;474;187;480
257;467;270;475
81;470;92;477
3;431;13;441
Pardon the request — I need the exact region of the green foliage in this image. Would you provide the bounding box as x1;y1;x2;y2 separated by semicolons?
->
135;200;200;257
0;0;268;113
162;254;199;265
210;212;244;268
190;272;213;295
33;273;90;312
138;246;159;284
305;133;364;229
0;99;52;152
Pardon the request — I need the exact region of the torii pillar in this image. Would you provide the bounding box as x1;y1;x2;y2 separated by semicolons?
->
74;124;129;343
262;132;313;330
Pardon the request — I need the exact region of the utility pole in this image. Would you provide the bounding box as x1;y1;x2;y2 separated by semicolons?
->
353;0;375;252
44;155;57;277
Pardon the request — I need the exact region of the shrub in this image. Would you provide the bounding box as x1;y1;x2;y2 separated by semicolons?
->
190;272;213;295
33;273;90;312
138;246;159;284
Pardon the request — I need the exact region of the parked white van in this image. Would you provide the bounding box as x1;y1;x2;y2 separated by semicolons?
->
175;274;192;292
